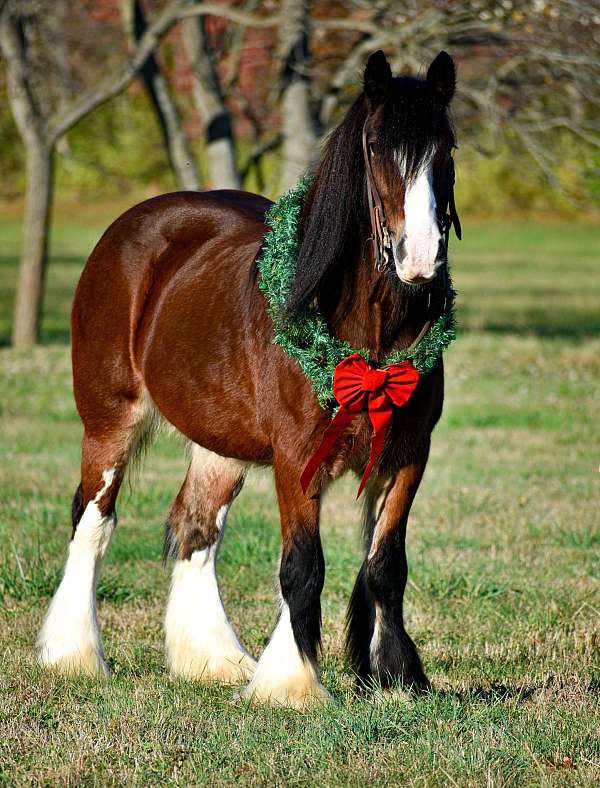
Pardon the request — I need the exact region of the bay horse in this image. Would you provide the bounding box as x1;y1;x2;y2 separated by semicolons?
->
38;50;460;708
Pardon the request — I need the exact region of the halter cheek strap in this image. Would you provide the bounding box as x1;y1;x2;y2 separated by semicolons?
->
439;156;462;252
362;122;392;272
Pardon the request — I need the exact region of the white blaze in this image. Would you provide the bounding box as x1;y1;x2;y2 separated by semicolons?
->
395;160;442;283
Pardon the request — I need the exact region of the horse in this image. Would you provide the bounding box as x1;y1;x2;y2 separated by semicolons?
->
38;49;460;708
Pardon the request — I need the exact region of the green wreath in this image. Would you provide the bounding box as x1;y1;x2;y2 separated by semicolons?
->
257;178;457;408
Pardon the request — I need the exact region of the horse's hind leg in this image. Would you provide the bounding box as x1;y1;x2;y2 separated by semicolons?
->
38;398;151;676
164;447;256;683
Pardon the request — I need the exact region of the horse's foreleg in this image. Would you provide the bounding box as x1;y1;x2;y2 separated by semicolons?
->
244;459;331;708
346;462;430;693
164;447;256;683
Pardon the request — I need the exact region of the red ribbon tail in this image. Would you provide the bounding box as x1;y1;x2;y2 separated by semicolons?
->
356;413;392;499
301;408;355;496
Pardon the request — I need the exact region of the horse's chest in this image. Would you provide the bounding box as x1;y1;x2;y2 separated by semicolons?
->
326;376;443;481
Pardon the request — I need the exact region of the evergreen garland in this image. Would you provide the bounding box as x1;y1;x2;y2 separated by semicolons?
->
257;178;457;408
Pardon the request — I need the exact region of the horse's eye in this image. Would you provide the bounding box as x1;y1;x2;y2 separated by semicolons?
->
369;144;376;157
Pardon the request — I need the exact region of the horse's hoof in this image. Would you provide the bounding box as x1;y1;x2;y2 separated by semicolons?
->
168;649;257;684
356;671;431;699
38;644;110;677
242;673;332;709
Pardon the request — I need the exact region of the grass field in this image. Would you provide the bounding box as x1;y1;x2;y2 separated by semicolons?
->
0;213;599;786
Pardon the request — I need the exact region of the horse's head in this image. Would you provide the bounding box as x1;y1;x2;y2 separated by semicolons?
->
363;50;457;285
287;50;459;315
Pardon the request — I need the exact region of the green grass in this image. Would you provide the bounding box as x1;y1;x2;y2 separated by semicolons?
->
0;215;599;785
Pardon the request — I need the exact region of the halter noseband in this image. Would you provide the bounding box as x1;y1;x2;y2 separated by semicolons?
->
361;121;462;272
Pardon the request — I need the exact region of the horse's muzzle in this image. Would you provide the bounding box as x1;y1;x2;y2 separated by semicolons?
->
394;235;446;285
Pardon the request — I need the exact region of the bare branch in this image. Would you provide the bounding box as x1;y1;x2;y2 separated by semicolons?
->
48;1;279;143
178;3;278;27
0;5;47;146
240;133;282;181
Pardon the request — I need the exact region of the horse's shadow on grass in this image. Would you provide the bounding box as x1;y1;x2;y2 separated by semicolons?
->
426;675;600;705
350;674;600;707
349;678;538;706
438;683;538;703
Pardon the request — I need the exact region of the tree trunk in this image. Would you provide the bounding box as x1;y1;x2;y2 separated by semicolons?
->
12;141;54;348
278;0;317;194
144;66;201;190
1;0;272;347
126;0;200;191
1;6;55;347
183;15;241;189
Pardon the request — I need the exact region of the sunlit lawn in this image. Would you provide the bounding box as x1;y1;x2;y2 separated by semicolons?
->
0;211;598;785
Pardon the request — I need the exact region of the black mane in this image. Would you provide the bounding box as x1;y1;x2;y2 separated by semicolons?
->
285;76;455;314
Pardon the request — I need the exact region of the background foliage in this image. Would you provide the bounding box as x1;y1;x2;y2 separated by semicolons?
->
1;76;598;215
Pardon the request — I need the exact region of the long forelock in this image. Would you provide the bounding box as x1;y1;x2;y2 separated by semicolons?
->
380;78;451;186
394;145;437;185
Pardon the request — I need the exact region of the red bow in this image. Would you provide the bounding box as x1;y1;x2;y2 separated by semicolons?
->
301;353;420;498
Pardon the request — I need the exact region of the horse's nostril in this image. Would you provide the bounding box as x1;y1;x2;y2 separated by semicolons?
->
395;235;407;259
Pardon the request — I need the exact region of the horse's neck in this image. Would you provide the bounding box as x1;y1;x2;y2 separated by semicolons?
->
319;252;423;361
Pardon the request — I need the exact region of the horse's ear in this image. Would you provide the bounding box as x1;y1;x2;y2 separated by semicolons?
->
427;51;456;106
364;50;392;107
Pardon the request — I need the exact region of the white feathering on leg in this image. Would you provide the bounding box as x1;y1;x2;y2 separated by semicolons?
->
38;469;116;676
243;602;331;709
165;505;256;683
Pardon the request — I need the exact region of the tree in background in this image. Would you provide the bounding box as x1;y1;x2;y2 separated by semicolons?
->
306;0;599;191
1;0;598;347
183;10;241;188
122;0;201;190
0;0;273;347
277;0;316;192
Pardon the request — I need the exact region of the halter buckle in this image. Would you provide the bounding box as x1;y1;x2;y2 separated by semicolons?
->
382;225;391;251
376;246;389;272
375;225;391;271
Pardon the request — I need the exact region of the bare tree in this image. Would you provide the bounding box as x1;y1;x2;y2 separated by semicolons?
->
0;0;276;347
182;12;241;188
277;0;317;193
1;6;55;348
122;0;200;190
312;1;599;184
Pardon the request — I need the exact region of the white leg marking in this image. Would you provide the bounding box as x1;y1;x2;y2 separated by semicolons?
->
165;504;256;683
38;469;116;676
369;602;382;668
243;602;331;709
367;494;388;676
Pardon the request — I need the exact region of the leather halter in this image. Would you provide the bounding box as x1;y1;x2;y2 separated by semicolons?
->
362;122;392;272
440;156;462;247
361;121;461;273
